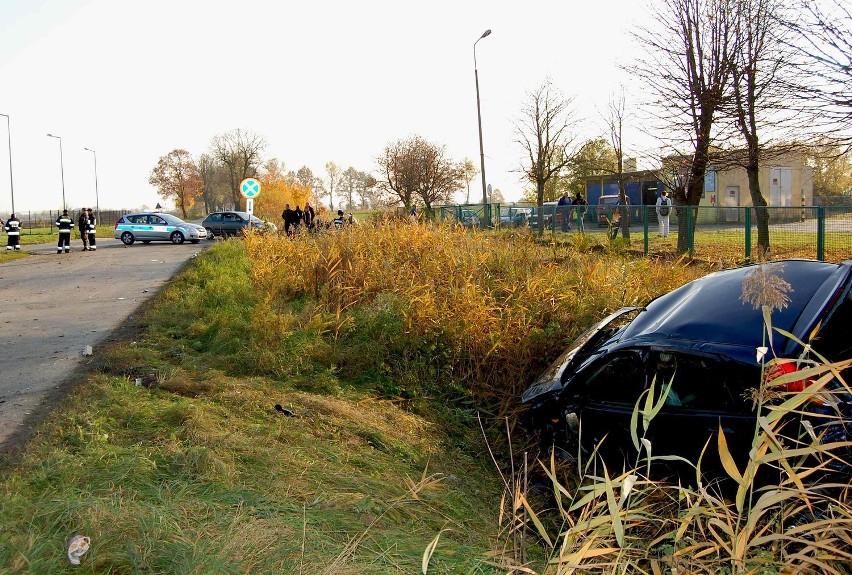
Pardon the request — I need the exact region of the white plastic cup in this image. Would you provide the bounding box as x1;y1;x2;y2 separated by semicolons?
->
135;377;142;387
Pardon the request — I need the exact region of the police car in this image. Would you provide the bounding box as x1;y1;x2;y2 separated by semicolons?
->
114;212;207;245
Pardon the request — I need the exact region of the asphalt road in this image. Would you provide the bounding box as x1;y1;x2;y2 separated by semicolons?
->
0;235;213;455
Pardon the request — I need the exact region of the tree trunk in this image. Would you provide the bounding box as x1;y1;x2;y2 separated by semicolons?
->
747;164;770;258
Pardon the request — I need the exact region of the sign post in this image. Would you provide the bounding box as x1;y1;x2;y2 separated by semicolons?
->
240;178;261;229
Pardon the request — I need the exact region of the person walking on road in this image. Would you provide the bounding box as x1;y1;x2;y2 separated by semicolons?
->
56;209;74;253
656;190;672;237
77;209;90;251
86;208;97;251
4;213;21;251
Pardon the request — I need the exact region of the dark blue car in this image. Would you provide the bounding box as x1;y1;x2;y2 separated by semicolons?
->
522;259;852;479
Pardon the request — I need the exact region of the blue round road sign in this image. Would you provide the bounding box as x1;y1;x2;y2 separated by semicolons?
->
240;178;261;199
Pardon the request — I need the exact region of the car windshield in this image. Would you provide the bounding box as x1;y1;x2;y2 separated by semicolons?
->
522;307;643;402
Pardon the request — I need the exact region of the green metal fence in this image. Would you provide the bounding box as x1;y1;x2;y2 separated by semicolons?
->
436;203;852;263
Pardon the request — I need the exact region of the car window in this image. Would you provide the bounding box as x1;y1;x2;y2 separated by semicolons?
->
653;351;745;412
150;216;166;226
224;213;240;222
209;213;222;223
583;351;647;406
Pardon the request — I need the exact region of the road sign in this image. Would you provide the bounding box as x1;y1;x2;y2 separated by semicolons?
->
246;198;254;218
240;178;261;199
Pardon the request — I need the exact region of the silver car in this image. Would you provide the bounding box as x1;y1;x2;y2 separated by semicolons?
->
114;212;207;245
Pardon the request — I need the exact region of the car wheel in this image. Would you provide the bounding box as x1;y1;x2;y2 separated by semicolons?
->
120;231;135;245
190;239;200;244
170;231;185;245
205;227;215;239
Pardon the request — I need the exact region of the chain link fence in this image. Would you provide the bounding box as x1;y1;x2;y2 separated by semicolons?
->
9;209;141;233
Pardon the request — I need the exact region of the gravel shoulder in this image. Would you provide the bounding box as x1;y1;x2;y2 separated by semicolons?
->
0;236;213;458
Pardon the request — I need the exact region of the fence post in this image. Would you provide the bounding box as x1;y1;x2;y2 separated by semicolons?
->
744;207;751;261
817;206;825;261
642;204;648;256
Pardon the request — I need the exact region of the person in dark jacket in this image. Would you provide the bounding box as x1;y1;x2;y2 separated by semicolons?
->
293;205;304;232
55;209;74;253
281;204;295;235
77;209;90;251
4;213;21;250
303;202;315;230
86;208;97;251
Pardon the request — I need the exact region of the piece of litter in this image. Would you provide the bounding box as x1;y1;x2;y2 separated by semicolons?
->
118;297;125;300
67;535;90;565
150;260;158;262
82;345;93;357
142;289;148;293
274;404;296;417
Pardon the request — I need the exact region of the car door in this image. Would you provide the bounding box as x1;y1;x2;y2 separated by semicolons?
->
148;215;169;241
222;212;244;236
206;213;224;236
132;215;154;240
574;349;650;464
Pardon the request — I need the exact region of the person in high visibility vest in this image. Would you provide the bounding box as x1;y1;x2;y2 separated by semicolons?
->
4;213;21;250
55;209;74;253
85;208;97;251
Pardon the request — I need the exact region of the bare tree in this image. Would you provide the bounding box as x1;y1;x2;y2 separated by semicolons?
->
324;161;342;212
632;0;736;253
606;91;630;240
787;0;852;150
376;135;463;213
515;79;578;235
196;153;228;213
461;158;478;204
210;129;266;211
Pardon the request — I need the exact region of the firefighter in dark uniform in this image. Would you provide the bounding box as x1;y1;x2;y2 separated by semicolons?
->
86;208;97;251
56;209;74;253
4;213;21;251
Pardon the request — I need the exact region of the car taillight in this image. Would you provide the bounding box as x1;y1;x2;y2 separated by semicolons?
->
764;360;807;393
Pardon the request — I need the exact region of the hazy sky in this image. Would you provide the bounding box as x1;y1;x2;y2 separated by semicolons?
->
0;0;654;214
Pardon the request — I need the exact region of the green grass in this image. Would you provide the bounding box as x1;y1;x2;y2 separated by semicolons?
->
0;240;504;574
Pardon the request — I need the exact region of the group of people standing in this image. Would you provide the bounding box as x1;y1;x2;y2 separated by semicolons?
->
1;208;96;253
557;191;589;232
56;208;97;253
281;202;315;235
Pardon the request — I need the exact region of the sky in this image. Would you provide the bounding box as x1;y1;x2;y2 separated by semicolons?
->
0;0;655;214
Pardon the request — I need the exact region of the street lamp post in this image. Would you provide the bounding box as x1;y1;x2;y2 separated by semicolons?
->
47;133;66;211
84;147;100;224
474;28;491;208
0;113;14;214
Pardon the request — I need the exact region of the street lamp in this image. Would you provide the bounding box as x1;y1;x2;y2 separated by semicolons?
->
474;28;491;207
0;113;14;214
47;133;66;210
83;147;100;223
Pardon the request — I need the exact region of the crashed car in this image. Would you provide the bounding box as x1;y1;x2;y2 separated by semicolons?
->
522;259;852;478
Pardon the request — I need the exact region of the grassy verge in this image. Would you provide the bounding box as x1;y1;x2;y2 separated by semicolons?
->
13;223;830;572
0;240;504;573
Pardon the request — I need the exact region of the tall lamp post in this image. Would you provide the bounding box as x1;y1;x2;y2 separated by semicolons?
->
0;113;14;214
47;133;66;211
474;28;491;207
84;147;100;223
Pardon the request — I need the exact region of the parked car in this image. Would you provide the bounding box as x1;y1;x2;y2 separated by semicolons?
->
114;212;206;245
528;202;559;231
459;209;480;228
596;194;621;226
202;211;276;238
500;207;532;227
522;259;852;480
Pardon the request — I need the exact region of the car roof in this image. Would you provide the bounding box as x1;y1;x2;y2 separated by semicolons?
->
616;259;852;363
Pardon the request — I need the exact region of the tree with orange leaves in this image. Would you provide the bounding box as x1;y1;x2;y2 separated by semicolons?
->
148;149;202;219
255;158;313;224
